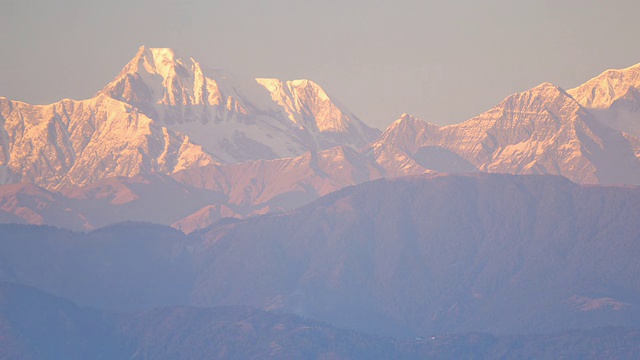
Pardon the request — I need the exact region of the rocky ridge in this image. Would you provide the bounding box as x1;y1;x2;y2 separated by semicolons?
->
2;53;640;231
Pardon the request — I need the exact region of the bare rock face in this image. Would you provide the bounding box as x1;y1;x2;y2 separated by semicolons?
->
0;146;386;232
371;83;640;185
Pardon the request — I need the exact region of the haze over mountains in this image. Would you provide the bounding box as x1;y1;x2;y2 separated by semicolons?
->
1;47;640;231
0;46;378;190
2;282;639;360
2;174;640;356
2;48;640;231
4;282;639;360
2;47;640;357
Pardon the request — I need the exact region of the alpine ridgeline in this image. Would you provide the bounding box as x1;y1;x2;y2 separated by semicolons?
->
0;46;379;189
2;53;640;231
372;81;640;185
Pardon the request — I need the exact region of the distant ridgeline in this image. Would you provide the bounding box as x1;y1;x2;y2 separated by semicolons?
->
1;174;640;341
1;282;639;359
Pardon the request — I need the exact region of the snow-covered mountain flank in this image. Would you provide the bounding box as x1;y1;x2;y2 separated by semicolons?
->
0;95;216;189
372;81;640;185
100;46;379;163
568;62;640;138
1;50;640;230
0;46;379;189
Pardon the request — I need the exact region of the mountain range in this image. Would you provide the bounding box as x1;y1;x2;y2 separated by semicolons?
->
2;47;640;231
0;46;378;190
3;174;640;339
3;47;640;357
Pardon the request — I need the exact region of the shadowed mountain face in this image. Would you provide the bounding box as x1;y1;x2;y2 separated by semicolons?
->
1;282;640;360
0;282;403;360
192;173;640;336
0;283;126;360
2;174;640;339
0;147;386;232
0;174;228;231
0;223;196;312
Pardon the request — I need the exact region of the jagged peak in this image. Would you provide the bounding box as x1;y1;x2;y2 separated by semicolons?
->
132;46;181;62
134;45;147;58
528;82;567;95
399;113;416;121
389;113;437;129
393;113;418;124
533;81;559;89
497;82;573;109
290;78;319;88
291;79;331;102
257;78;328;99
255;77;280;87
457;82;583;130
115;46;194;79
148;47;178;61
375;113;440;145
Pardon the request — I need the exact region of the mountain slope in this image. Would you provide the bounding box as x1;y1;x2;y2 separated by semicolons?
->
171;145;385;232
2;174;640;338
372;83;640;185
0;95;214;189
192;173;640;336
172;145;384;210
3;54;640;232
568;62;640;137
0;147;385;232
0;46;379;190
100;46;380;163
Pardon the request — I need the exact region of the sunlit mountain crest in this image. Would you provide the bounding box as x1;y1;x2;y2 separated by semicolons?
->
568;62;640;110
0;46;380;188
372;82;640;185
1;52;640;231
568;62;640;138
100;46;380;163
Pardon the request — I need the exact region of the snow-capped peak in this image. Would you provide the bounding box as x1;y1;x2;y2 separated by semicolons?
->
98;46;380;164
565;62;640;138
125;46;186;74
568;62;640;109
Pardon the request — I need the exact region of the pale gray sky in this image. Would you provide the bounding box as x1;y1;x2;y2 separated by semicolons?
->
2;0;640;129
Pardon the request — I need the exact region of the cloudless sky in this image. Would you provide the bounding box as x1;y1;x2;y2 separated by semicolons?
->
2;0;640;129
